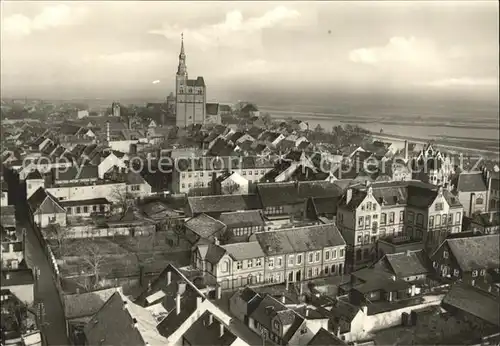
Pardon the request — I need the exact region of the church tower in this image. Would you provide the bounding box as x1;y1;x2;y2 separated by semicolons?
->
175;34;206;128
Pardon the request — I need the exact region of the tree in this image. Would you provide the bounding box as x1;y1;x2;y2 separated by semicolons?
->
76;240;106;291
45;224;69;256
223;182;241;195
261;112;272;127
111;186;135;216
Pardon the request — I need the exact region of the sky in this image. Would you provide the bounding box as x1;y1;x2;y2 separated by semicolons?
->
1;1;498;101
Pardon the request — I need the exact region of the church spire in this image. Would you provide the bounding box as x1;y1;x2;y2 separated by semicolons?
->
177;33;187;76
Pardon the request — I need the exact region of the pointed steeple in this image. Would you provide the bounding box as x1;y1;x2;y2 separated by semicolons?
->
177;33;187;77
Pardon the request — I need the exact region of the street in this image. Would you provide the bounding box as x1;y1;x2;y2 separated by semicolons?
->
19;206;69;346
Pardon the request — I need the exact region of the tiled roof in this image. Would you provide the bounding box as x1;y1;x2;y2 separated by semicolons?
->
445;234;500;271
240;104;259;113
28;187;65;215
255;223;345;256
221;241;265;260
219;210;265;229
85;291;166;345
0;205;16;228
187;194;262;215
186;77;205;87
457;172;487;192
1;268;34;287
257;182;303;207
185;213;226;239
64;287;121;320
298;181;343;199
442;283;500;326
26;169;43;180
383;250;431;277
53;165;98;182
308;328;347;346
471;212;500;227
182;311;237;346
311;196;340;216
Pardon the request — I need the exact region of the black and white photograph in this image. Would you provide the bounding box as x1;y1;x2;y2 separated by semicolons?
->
1;1;499;345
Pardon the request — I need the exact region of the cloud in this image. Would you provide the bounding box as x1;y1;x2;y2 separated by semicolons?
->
2;4;87;37
152;80;160;84
349;37;438;66
149;6;301;50
419;77;499;88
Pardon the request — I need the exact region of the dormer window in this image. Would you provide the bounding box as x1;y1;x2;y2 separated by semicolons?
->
472;270;478;277
273;320;280;331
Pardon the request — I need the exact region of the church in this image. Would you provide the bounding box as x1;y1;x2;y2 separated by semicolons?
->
175;35;207;128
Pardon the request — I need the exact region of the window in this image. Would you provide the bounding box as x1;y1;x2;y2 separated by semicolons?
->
435;214;441;226
472;270;478;277
358;217;364;228
222;261;229;273
443;251;449;259
364;234;370;244
433;261;438;268
67;207;72;214
448;214;453;225
247;260;253;268
435;202;444;211
399;211;404;222
480;269;486;276
309;253;314;263
340;249;344;257
289;256;294;266
182;183;185;188
367;202;372;210
324;266;329;275
408;211;415;223
455;212;461;224
332;249;337;259
365;215;371;228
242;171;246;176
83;206;88;213
249;171;252;175
476;195;484;205
442;214;447;225
269;258;274;268
277;257;283;267
256;258;262;266
325;251;330;260
315;252;320;262
416;213;424;227
372;221;378;233
380;213;387;224
76;207;81;214
92;205;97;212
453;269;459;277
297;255;302;264
314;268;319;276
389;212;395;224
308;268;312;278
254;171;258;175
357;235;362;244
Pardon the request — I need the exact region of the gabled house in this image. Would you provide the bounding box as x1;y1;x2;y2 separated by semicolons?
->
372;249;432;283
430;234;500;292
27;188;66;228
219;210;265;242
469;211;500;235
451;171;489;217
184;213;227;245
213;171;249;195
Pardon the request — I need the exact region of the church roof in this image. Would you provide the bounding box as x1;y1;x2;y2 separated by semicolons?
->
186;77;205;87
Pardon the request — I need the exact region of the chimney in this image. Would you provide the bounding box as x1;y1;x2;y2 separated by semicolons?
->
208;314;214;325
300;282;304;295
132;317;138;328
470;192;476;217
404;140;409;162
216;285;222;300
5;273;10;280
8;244;14;252
305;309;309;317
391;275;396;281
123;301;128;310
196;296;203;309
176;293;181;315
212;172;218;195
219;323;224;338
214;237;220;246
346;189;353;205
106;121;110;144
281;296;286;304
167;271;172;285
406;249;411;257
177;281;187;296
